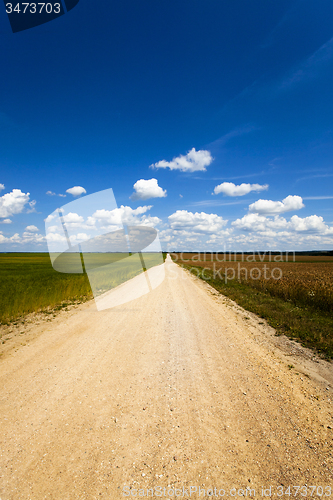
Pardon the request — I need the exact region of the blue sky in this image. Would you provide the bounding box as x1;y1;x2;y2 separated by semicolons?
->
0;0;332;252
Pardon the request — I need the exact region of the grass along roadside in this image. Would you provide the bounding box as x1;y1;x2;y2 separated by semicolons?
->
0;252;167;325
179;263;333;360
0;253;93;325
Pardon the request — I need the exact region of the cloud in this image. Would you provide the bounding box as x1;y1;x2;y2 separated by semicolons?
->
93;205;161;228
69;233;90;244
47;190;67;197
22;232;45;243
232;213;333;236
232;214;288;232
249;195;304;214
150;148;213;172
213;182;269;197
66;186;87;197
130;178;167;200
289;215;333;234
45;206;161;251
0;184;5;192
62;212;85;224
0;230;45;245
159;222;232;252
25;225;39;232
44;213;57;223
27;200;37;214
0;189;30;218
168;210;227;234
45;232;67;244
0;233;20;244
0;219;12;224
46;225;60;234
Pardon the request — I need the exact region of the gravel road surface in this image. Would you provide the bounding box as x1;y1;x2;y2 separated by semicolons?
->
0;257;332;499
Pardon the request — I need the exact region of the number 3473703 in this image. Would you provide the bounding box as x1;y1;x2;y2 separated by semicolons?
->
5;3;61;14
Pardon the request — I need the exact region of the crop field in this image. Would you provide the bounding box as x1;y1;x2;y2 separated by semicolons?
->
0;252;166;325
172;252;333;358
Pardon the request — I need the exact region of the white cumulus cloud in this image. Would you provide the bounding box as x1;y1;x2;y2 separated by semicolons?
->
66;186;87;197
150;148;213;172
0;219;12;224
69;233;90;244
232;214;288;232
168;210;227;234
213;182;268;197
93;205;161;228
289;215;333;234
130;178;167;200
249;195;304;214
0;189;30;218
0;231;45;246
44;213;57;223
0;184;5;191
25;225;39;232
45;232;67;243
21;232;45;243
63;212;85;224
232;213;333;237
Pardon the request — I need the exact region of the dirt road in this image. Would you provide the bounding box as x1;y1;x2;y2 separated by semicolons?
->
0;257;332;499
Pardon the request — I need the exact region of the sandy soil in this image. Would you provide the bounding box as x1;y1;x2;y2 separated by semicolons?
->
0;256;332;499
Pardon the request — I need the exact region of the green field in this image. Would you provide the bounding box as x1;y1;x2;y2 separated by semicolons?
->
0;252;166;325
